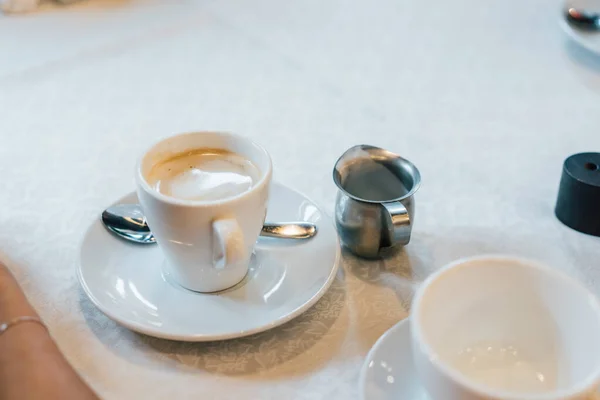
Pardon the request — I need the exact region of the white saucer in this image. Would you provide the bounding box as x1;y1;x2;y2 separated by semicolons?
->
78;182;340;342
360;319;429;400
560;0;600;55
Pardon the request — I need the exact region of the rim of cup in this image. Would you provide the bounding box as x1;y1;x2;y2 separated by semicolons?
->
411;254;600;400
135;131;272;208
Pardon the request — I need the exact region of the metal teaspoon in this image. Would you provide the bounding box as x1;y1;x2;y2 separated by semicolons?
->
566;7;600;31
101;204;317;244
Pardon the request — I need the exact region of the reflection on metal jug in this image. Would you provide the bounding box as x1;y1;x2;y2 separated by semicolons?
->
333;145;421;258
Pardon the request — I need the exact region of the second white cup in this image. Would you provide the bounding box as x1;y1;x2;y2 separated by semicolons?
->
411;255;600;400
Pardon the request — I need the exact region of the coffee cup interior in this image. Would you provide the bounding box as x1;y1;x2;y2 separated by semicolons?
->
412;256;600;398
137;131;271;204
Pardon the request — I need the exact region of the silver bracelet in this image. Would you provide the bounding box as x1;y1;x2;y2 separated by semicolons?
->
0;316;46;336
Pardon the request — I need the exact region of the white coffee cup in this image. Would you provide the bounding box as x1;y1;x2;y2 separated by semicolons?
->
135;132;272;293
411;255;600;400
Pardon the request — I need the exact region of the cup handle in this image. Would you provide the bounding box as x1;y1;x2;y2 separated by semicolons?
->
382;202;411;246
212;218;246;270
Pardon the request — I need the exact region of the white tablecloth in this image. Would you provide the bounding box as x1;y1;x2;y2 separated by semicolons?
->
1;0;600;398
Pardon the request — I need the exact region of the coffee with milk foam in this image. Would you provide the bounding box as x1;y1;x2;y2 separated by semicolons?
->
147;148;261;201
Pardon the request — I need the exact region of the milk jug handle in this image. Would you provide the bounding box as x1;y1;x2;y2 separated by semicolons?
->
382;202;411;246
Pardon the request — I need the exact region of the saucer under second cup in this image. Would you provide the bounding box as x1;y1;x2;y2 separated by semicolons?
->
360;319;430;400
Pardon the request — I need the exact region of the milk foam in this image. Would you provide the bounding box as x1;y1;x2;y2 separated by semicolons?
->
147;149;260;201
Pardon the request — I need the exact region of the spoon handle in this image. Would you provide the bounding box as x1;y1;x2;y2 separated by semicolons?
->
261;222;317;239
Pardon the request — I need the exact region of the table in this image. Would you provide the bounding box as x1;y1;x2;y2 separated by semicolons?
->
1;0;600;398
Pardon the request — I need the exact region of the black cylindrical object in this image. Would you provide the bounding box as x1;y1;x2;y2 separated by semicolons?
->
555;152;600;237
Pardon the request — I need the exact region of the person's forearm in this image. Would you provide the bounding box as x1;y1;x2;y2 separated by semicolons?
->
0;264;99;400
0;266;36;320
